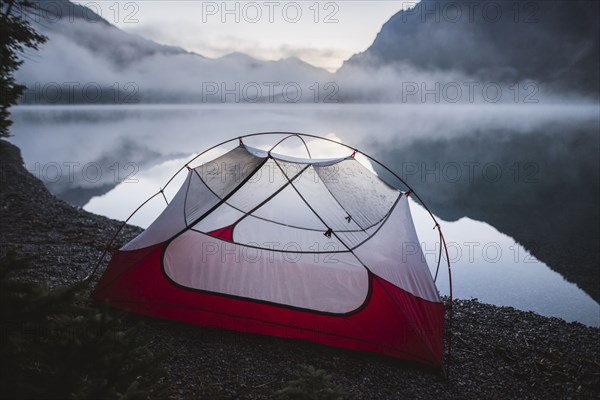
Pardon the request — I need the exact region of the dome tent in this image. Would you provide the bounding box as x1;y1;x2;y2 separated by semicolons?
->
92;133;452;368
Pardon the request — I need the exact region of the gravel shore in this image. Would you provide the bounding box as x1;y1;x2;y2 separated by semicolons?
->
1;139;598;399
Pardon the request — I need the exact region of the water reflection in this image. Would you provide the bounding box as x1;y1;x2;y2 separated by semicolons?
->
9;104;599;325
373;119;600;304
410;199;599;327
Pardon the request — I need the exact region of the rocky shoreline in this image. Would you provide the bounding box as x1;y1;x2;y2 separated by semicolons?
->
1;139;598;399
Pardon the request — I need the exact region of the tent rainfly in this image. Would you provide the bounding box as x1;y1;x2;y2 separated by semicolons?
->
92;133;451;368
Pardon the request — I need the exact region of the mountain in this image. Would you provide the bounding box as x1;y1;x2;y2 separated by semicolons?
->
344;0;600;98
34;0;192;66
17;0;600;103
16;0;332;104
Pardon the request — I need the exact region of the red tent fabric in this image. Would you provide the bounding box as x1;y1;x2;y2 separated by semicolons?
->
93;143;445;367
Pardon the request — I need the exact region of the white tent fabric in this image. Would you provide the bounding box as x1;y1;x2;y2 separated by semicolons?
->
353;195;441;302
121;172;192;251
164;230;369;313
120;144;440;309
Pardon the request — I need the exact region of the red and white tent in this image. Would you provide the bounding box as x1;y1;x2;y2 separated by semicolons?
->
93;134;449;368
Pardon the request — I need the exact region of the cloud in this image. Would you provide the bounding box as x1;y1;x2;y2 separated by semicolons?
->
16;13;598;105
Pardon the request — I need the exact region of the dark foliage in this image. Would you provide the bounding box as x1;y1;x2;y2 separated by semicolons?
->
274;365;348;400
0;0;47;136
0;250;166;399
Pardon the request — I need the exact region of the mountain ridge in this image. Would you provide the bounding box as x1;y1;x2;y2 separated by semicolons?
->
16;0;600;102
344;0;600;97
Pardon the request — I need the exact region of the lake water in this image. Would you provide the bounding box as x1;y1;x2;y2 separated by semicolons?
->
9;103;600;326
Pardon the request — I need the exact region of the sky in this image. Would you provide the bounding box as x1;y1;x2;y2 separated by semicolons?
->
92;1;420;72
